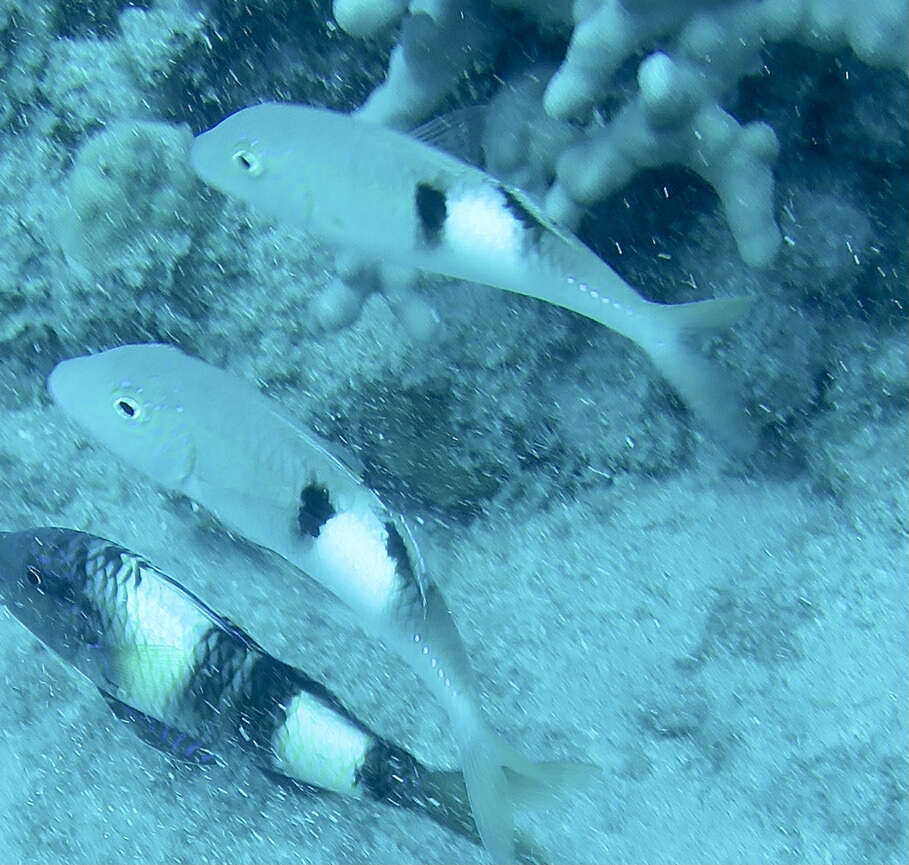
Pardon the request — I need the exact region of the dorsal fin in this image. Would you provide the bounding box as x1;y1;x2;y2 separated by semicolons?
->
410;105;487;167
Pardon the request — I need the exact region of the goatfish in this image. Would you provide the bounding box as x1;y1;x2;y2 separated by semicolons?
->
0;526;537;858
190;101;754;450
48;344;593;864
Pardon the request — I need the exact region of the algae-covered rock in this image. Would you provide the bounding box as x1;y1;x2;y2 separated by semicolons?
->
58;119;196;288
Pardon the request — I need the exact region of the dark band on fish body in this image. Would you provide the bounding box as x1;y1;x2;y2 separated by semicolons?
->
181;625;257;729
27;530;95;599
58;531;96;581
415;182;447;247
83;546;149;641
34;536;117;635
298;483;336;538
500;186;546;239
355;738;479;845
384;522;416;587
86;541;141;588
356;738;423;804
233;654;368;760
25;548;83;604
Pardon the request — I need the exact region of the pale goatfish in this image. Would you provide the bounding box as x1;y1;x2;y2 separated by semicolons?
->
0;526;549;859
190;101;754;450
48;345;595;864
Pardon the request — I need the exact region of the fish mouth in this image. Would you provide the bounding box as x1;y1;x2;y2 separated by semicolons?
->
188;131;211;181
189;129;224;187
47;357;78;409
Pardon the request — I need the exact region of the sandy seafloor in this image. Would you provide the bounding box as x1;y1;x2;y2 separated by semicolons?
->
0;1;907;863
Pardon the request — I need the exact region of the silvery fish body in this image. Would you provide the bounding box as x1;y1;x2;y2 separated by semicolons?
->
0;527;481;848
190;101;753;448
48;345;478;728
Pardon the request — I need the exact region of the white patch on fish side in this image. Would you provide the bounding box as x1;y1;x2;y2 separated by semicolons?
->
313;511;398;618
101;568;211;720
271;690;371;795
443;185;523;265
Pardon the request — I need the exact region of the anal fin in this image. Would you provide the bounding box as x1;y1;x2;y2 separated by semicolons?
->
99;689;218;766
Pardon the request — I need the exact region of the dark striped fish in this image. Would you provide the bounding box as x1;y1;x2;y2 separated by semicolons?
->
0;527;492;853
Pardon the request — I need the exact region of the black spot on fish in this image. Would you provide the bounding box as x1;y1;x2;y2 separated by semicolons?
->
298;483;335;538
415;182;447;246
384;522;416;586
500;186;547;238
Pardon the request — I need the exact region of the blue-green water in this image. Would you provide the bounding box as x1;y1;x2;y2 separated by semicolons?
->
0;1;906;862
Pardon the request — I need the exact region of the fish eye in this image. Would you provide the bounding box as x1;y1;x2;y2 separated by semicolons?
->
25;562;75;603
113;395;142;420
232;148;264;177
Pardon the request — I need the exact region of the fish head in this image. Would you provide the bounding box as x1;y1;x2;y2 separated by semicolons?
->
0;528;97;663
48;344;196;488
190;102;314;226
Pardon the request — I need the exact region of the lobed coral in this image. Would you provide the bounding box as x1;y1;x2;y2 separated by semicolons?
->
336;0;908;266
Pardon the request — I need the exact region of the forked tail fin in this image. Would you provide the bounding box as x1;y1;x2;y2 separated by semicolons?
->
641;296;757;456
397;763;548;863
374;724;598;862
457;726;600;863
